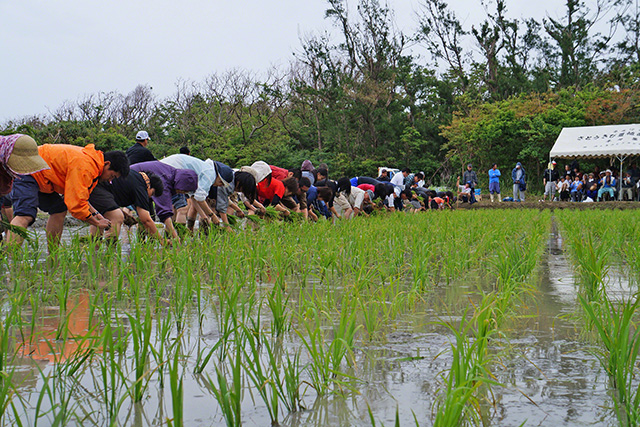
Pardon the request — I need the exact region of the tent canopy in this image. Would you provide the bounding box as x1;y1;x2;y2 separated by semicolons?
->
549;124;640;159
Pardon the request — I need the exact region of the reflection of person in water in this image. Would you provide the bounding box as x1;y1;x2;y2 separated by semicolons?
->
16;291;99;363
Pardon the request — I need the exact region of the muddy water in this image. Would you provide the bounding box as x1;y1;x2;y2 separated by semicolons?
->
9;226;624;426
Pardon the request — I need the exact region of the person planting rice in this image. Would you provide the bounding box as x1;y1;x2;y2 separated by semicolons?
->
130;161;198;241
251;161;299;217
296;177;317;220
160;154;221;231
88;170;164;243
316;171;345;219
301;160;316;185
278;178;301;214
336;177;367;219
8;144;129;248
401;189;423;212
235;165;268;216
269;164;293;181
206;163;256;229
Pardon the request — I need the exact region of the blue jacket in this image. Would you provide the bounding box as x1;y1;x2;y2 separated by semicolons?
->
488;168;501;183
512;163;525;184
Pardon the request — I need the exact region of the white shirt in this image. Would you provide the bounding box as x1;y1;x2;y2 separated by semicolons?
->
161;154;217;202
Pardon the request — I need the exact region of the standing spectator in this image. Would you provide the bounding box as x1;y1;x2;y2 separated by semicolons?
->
542;161;559;201
563;164;574;180
488;163;501;203
462;164;478;204
512;162;526;202
126;131;156;165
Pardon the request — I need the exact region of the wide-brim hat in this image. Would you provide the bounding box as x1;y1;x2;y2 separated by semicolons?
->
7;135;50;174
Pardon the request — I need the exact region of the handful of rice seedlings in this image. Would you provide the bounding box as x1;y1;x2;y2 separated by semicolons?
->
284;211;304;222
263;206;280;220
0;220;33;241
226;214;238;227
245;215;266;225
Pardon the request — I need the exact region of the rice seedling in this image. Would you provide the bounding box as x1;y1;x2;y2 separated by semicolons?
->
568;232;610;301
433;294;499;427
207;344;243;427
241;326;280;425
168;341;184;427
580;294;640;426
0;306;19;423
98;309;129;426
266;284;290;337
127;304;153;403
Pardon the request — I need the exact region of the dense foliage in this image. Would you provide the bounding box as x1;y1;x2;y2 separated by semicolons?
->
3;0;639;186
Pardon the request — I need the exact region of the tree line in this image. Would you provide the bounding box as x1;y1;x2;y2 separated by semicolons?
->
3;0;639;189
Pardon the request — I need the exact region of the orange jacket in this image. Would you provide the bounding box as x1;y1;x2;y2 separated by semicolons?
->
32;144;104;220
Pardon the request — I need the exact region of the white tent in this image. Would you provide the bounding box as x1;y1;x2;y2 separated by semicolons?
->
550;124;640;158
550;124;640;200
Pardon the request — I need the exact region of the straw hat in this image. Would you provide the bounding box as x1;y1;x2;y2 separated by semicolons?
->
7;135;49;174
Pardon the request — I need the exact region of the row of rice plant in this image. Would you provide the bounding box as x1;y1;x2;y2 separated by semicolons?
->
556;210;640;427
0;209;556;425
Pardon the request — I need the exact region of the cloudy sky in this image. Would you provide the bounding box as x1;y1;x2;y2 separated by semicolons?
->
1;0;566;122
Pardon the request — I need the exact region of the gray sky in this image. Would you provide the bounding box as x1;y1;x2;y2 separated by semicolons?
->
1;0;564;123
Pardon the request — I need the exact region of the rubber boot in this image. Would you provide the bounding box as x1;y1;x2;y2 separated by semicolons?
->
490;193;494;203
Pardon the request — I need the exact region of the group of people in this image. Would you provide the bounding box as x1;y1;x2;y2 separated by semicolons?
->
4;131;639;250
0;132;476;248
455;163;527;204
542;161;640;202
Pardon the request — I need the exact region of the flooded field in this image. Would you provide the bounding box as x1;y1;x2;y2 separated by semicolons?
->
1;209;639;426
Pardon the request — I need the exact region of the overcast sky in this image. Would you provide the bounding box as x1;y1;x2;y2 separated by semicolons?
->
1;0;566;123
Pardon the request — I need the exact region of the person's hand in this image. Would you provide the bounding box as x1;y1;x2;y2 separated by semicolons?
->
96;217;111;230
235;209;245;218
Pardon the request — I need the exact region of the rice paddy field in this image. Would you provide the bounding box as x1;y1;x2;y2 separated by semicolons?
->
1;209;640;426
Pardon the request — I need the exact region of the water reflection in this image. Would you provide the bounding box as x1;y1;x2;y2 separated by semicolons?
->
15;291;98;364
